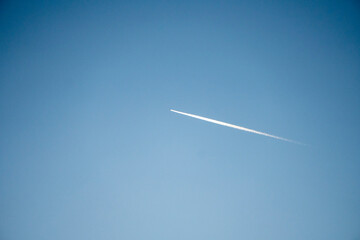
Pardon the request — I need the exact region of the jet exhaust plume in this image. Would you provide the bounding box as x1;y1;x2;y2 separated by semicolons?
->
170;109;304;145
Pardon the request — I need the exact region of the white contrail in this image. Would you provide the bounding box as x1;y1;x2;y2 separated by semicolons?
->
170;109;304;145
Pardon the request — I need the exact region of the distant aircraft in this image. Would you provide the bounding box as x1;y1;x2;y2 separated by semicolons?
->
171;109;303;145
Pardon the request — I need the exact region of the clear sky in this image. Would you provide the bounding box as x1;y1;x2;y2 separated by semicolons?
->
1;0;360;239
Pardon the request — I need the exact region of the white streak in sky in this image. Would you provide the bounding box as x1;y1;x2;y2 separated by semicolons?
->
170;109;304;145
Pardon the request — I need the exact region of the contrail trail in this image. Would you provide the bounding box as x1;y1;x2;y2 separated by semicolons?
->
170;109;304;145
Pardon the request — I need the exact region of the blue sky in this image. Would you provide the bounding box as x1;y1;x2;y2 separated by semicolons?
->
1;0;360;239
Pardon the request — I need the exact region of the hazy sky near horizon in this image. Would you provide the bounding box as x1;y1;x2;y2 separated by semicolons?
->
1;0;360;239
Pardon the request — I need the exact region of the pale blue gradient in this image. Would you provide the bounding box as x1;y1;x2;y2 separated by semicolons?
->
1;1;360;239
